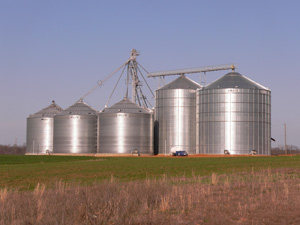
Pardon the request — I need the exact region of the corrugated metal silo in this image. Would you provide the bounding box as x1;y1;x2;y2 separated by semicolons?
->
155;75;200;154
26;101;63;154
197;72;271;155
53;99;98;154
98;98;153;154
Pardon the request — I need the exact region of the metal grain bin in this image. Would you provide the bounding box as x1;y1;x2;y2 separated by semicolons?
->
53;99;97;154
155;75;200;155
98;98;153;154
26;101;63;154
197;72;271;155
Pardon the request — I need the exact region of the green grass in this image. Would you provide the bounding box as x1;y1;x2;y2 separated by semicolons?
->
0;155;96;165
1;155;300;190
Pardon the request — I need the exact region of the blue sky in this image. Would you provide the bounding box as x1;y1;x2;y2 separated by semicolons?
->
0;0;299;148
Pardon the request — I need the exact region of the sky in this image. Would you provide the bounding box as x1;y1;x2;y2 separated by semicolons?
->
0;0;299;148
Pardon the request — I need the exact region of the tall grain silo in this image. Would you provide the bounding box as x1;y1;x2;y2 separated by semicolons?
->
197;72;271;155
98;98;153;155
53;99;97;154
155;75;200;154
26;101;63;154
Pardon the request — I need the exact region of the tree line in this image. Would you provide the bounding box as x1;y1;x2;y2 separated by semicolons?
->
271;145;300;155
0;144;26;155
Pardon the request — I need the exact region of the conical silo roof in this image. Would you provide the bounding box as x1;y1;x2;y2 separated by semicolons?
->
101;98;151;114
29;101;63;118
158;75;200;90
204;72;269;90
58;99;98;116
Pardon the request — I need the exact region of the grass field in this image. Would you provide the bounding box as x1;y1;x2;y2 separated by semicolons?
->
1;155;300;224
1;154;300;190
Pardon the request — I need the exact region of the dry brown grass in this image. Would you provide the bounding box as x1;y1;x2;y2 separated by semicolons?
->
1;168;300;225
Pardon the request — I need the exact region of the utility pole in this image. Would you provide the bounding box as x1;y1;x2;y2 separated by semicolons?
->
284;124;287;155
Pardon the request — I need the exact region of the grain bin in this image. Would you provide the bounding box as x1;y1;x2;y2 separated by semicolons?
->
98;98;153;154
53;99;97;154
155;75;200;154
197;72;271;155
26;101;63;154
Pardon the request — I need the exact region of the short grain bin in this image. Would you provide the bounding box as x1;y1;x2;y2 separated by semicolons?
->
53;99;97;154
98;98;153;155
26;101;63;154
